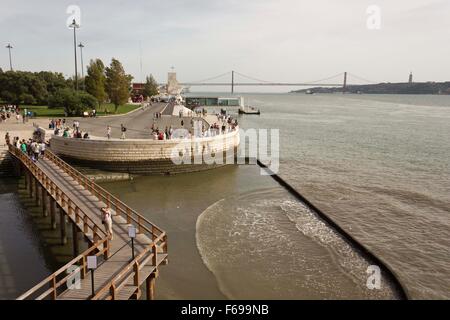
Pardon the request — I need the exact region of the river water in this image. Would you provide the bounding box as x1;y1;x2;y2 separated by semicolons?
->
235;93;450;299
100;93;450;299
1;93;449;299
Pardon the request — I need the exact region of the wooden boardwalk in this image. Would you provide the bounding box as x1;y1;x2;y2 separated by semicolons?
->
8;146;168;300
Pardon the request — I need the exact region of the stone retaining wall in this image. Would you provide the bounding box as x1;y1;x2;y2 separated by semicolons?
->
50;129;240;175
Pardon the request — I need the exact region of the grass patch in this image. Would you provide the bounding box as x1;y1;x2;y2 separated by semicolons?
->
96;103;139;116
22;103;139;118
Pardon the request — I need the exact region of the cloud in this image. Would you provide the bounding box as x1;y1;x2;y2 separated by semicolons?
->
1;0;449;89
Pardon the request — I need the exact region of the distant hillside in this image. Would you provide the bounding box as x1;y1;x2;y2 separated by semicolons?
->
292;82;450;95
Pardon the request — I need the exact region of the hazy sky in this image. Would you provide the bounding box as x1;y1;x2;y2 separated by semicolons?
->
1;0;449;91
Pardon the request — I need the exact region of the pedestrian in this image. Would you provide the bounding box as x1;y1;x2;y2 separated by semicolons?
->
5;132;10;145
40;141;46;158
31;140;40;161
101;207;113;240
107;125;111;139
20;140;27;153
120;124;126;139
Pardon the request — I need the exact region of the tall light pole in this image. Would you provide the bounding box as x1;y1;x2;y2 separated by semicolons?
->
78;42;85;89
6;43;13;71
69;19;80;90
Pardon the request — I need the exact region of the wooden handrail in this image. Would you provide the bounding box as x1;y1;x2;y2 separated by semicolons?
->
9;145;168;300
44;149;166;245
9;146;107;241
16;238;109;300
91;240;165;300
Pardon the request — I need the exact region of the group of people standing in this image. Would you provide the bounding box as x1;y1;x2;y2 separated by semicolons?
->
106;124;127;139
50;119;90;139
1;105;21;123
5;131;45;162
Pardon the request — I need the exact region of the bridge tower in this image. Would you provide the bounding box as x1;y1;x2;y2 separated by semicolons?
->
343;72;347;94
231;70;234;94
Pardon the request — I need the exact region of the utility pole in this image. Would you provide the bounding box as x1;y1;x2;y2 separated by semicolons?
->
69;19;80;90
6;43;13;71
231;70;234;94
343;71;347;94
78;42;85;89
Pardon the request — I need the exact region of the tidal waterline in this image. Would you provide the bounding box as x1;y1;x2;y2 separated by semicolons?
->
100;164;398;299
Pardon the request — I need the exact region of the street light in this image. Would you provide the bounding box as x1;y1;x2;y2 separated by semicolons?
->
6;43;13;71
78;42;85;89
69;19;80;90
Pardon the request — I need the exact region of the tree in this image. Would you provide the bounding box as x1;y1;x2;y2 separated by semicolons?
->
36;71;67;96
48;88;97;116
0;71;48;105
105;58;133;112
85;59;107;107
143;74;159;98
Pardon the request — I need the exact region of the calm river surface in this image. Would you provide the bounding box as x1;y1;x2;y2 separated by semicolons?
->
1;93;449;299
102;93;450;299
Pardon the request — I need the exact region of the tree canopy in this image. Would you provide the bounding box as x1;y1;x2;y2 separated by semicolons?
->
143;74;159;98
85;59;107;106
105;58;133;112
0;71;49;105
48;88;97;116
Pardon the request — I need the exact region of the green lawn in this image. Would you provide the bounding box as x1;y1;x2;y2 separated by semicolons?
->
23;103;139;118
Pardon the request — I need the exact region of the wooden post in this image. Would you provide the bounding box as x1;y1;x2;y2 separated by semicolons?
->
42;187;47;217
72;222;79;257
103;239;109;260
28;173;33;197
152;244;157;266
131;262;141;300
50;197;57;230
34;179;40;205
146;273;156;300
24;169;28;190
60;207;67;245
126;208;131;224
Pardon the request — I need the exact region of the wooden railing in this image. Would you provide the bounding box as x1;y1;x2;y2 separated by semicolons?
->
91;241;162;300
16;239;109;300
44;148;167;250
9;145;168;300
9;145;107;244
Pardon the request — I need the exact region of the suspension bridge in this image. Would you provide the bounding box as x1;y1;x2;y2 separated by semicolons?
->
177;71;377;93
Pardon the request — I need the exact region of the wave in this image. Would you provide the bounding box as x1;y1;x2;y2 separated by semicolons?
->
195;188;397;299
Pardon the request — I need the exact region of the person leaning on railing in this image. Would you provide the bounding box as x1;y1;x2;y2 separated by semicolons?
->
101;207;114;241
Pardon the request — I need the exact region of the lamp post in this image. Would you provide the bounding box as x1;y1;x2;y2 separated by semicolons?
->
69;19;80;90
87;255;97;298
128;225;136;261
6;43;13;71
78;42;85;89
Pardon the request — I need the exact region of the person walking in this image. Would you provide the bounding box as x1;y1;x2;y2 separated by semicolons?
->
4;132;10;146
120;124;126;139
31;140;40;162
40;141;46;158
101;207;113;240
107;125;111;139
20;140;27;153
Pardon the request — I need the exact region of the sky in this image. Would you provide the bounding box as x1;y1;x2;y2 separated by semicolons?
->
1;0;450;92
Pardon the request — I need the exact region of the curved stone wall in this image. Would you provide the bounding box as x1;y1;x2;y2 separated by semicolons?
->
49;129;240;175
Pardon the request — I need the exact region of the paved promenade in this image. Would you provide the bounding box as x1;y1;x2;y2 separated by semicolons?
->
48;103;218;139
1;102;228;143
